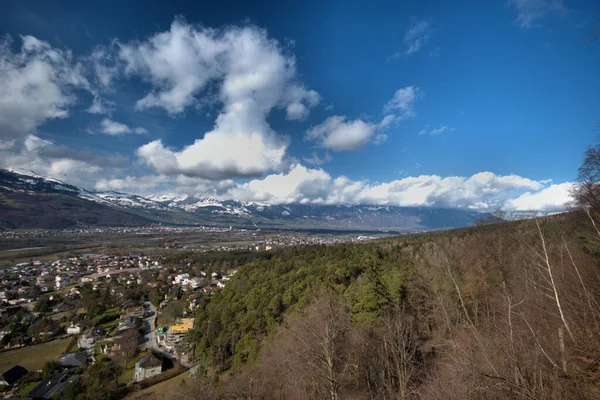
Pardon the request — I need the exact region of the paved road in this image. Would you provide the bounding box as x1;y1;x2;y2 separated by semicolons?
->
143;301;192;368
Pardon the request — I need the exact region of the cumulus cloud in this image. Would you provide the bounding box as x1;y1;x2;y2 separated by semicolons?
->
0;140;15;150
305;87;421;152
230;164;333;204
117;18;317;179
88;161;572;212
392;18;433;58
136;100;289;179
217;165;562;210
0;35;90;140
282;85;320;120
306;116;379;151
418;125;454;135
355;172;545;209
0;135;126;187
94;173;236;197
95;174;171;192
505;182;574;211
507;0;568;28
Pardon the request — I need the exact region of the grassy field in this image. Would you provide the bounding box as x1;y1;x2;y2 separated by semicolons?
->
125;371;190;399
0;339;69;372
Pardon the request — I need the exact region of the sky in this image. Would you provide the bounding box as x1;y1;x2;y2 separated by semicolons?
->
0;0;598;211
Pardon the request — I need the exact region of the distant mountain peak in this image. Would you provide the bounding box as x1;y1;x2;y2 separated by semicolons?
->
0;168;484;231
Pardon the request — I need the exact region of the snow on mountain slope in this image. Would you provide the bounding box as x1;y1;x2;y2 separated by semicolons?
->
149;194;228;211
0;169;486;231
96;191;170;210
1;168;115;206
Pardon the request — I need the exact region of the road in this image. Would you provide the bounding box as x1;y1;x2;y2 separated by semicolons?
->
143;301;192;368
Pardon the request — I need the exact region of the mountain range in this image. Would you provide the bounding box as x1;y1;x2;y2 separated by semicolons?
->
0;168;483;231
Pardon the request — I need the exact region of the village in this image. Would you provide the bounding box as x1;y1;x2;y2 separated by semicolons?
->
0;231;376;398
0;250;237;398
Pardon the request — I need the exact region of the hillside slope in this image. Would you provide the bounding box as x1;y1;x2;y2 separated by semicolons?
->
173;211;600;399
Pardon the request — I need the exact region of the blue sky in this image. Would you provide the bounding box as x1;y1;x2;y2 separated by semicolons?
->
0;0;598;211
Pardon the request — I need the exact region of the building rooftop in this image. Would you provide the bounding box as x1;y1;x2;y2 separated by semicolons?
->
137;354;162;369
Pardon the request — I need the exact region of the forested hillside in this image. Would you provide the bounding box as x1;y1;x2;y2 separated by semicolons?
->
168;207;600;400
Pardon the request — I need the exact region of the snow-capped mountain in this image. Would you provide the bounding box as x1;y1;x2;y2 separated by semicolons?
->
0;168;484;231
95;191;171;211
148;194;228;211
1;168;113;205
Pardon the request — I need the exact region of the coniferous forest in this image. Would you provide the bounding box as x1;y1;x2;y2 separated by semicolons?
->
170;206;600;399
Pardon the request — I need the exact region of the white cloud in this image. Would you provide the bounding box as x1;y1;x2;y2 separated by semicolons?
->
119;18;317;179
303;151;333;166
118;17;319;116
88;161;572;212
220;166;561;210
283;85;320;120
0;140;15;150
0;135;126;188
230;164;333;204
384;86;423;118
392;18;433;58
418;125;454;135
377;115;396;130
95;174;171;192
306;116;377;151
508;0;568;28
0;35;89;140
88;45;120;89
306;86;422;151
94;173;236;197
505;182;574;211
136;100;289;179
100;119;130;135
94;118;146;136
87;96;115;115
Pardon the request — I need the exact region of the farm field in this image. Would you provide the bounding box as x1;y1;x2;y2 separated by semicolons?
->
0;339;69;373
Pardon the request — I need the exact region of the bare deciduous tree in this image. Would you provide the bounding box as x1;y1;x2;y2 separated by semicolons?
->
117;328;141;369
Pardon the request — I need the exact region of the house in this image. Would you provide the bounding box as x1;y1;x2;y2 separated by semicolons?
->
0;365;28;386
121;299;141;311
118;316;142;332
100;342;121;357
0;325;11;341
174;273;190;284
133;354;162;382
123;306;145;319
182;277;203;290
52;302;73;313
91;326;107;337
55;275;71;289
66;323;82;335
77;328;106;349
8;335;31;348
59;352;87;368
